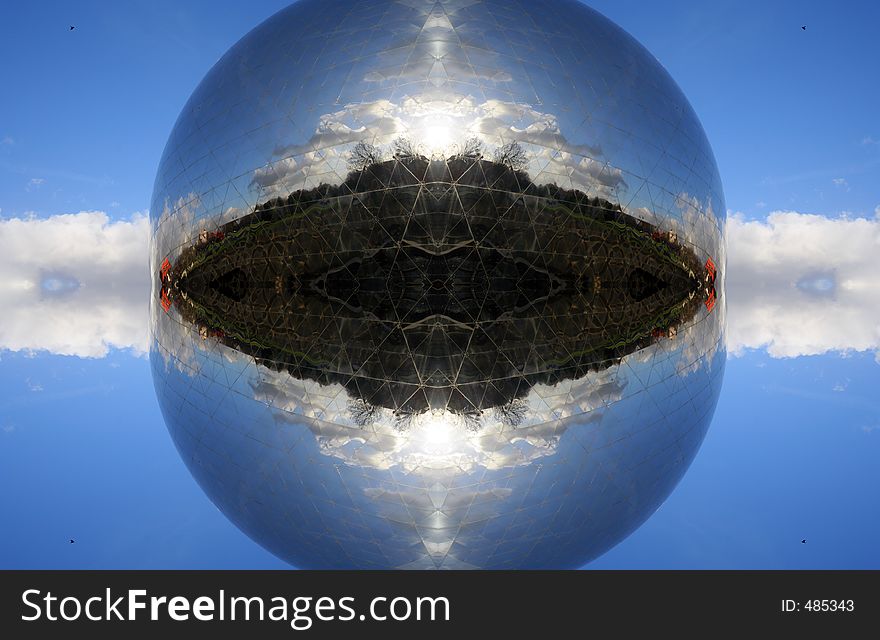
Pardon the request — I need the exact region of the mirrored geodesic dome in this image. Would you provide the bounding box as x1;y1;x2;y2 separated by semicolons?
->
150;0;725;569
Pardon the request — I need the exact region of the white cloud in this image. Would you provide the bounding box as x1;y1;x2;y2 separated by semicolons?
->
256;363;623;473
257;96;622;198
0;211;150;358
727;210;880;358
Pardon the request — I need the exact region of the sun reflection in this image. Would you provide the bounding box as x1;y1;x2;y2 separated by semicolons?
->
413;410;459;451
421;121;453;157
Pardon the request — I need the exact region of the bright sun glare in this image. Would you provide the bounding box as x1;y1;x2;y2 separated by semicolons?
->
423;123;453;156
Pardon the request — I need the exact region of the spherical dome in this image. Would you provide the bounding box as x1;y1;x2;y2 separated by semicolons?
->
150;0;725;569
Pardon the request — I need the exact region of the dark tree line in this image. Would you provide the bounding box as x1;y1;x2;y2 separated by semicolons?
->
346;136;528;171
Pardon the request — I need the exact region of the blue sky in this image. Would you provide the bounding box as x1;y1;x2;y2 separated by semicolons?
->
1;0;879;568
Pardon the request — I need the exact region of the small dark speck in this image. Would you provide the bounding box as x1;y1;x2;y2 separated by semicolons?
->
801;539;806;544
801;25;806;30
69;539;75;544
69;25;75;31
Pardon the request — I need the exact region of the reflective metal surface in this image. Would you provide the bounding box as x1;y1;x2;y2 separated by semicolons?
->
150;0;726;569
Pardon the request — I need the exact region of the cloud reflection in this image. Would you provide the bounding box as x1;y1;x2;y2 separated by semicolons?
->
254;96;622;198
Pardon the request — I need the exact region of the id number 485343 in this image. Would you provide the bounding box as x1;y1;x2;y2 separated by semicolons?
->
781;599;854;612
